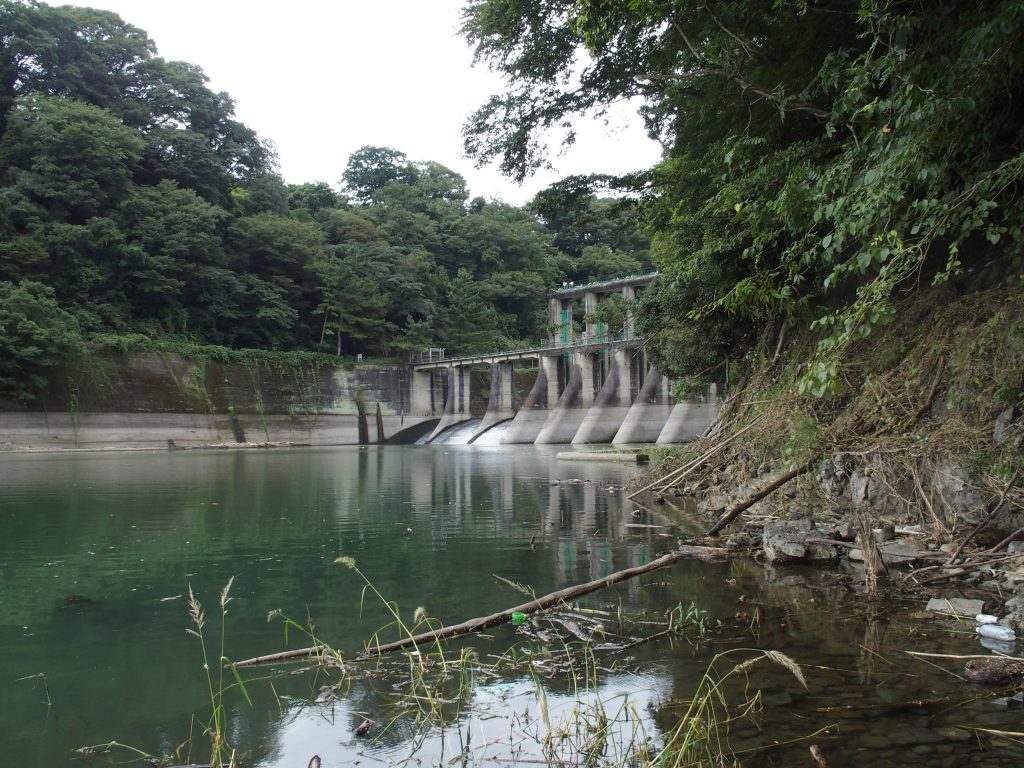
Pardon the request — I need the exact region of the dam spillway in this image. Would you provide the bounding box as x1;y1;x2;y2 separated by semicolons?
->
411;274;720;446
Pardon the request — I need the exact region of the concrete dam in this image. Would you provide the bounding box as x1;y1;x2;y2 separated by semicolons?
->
413;274;719;446
0;275;718;450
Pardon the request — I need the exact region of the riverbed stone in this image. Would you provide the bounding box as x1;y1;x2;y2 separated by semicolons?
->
763;518;815;563
925;597;985;617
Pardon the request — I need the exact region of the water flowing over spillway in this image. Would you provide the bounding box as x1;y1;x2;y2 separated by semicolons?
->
470;419;513;445
429;419;481;444
417;419;514;445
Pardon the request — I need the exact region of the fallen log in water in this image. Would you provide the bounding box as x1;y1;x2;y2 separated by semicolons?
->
232;544;738;668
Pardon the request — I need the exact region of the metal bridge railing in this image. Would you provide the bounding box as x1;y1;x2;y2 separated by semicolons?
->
410;331;644;367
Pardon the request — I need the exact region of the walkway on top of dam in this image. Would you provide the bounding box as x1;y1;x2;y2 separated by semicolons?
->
410;272;657;372
409;332;645;371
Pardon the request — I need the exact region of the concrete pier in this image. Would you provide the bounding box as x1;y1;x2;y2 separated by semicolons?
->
534;357;586;444
469;361;517;443
658;384;718;443
426;365;472;442
501;358;553;444
613;366;673;444
573;348;634;444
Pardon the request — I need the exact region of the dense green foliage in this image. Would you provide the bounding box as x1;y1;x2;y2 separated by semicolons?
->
0;0;650;403
462;0;1024;395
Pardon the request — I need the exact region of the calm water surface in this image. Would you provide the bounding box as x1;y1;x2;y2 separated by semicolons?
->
1;445;1021;767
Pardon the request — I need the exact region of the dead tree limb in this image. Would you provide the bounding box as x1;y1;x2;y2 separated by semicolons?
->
232;544;738;668
945;468;1021;564
628;415;764;499
704;461;814;536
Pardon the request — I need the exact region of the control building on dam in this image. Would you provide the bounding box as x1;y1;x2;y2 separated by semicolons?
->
410;273;719;445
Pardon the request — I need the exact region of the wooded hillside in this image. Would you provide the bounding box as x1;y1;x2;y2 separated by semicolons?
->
0;0;650;403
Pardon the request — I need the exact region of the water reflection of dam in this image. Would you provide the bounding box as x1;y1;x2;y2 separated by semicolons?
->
317;444;670;593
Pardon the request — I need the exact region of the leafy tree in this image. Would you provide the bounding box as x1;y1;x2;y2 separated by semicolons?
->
342;145;416;203
0;1;154;128
233;273;300;349
230;172;289;216
227;213;324;344
288;182;342;217
227;213;322;285
441;268;504;354
572;244;642;283
0;233;48;283
0;279;82;402
532;192;650;274
0;95;143;222
116;180;226;327
322;209;378;245
314;245;392;355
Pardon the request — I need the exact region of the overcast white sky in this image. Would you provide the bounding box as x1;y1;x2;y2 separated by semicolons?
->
74;0;663;204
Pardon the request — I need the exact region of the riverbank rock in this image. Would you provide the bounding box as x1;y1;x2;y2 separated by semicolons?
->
928;460;986;524
924;597;985;617
762;519;838;564
850;541;930;566
993;405;1022;448
818;453;854;499
965;656;1024;685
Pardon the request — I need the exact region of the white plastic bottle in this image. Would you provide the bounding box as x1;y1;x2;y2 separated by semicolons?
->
976;623;1016;642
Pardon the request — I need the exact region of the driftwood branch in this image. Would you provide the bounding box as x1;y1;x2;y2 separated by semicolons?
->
628;415;764;499
704;461;813;536
232;544;737;668
945;468;1019;566
816;696;960;714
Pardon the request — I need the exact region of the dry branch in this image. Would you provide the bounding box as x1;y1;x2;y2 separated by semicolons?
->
628;415;764;499
232;544;739;668
704;461;814;536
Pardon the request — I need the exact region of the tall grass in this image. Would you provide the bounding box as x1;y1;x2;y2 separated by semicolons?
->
653;649;808;767
186;578;251;768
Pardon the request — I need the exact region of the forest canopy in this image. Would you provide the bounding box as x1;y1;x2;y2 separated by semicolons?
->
0;0;651;401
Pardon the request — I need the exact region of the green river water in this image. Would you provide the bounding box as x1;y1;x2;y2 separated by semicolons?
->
1;445;1021;767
